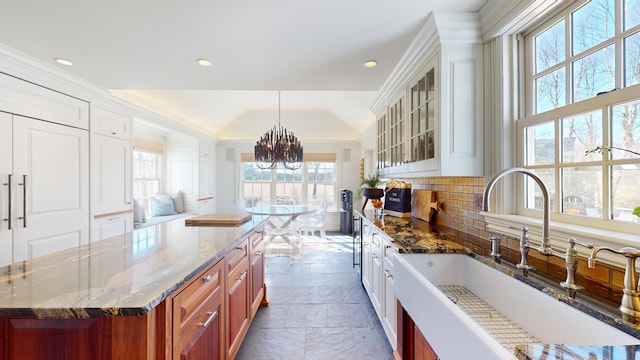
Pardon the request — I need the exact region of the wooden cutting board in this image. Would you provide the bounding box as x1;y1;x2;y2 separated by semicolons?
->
411;190;437;223
185;213;252;227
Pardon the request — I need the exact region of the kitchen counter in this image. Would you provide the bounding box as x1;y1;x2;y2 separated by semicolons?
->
357;211;640;360
0;214;268;319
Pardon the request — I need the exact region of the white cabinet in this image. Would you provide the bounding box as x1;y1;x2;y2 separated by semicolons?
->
92;213;132;242
374;13;483;177
166;136;215;214
382;238;397;347
91;105;131;140
361;223;373;293
91;134;132;214
361;219;397;350
0;112;89;266
370;232;383;313
90;105;132;242
198;143;214;214
0;113;13;266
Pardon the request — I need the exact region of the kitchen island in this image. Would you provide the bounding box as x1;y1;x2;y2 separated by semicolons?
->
0;214;268;360
356;210;640;360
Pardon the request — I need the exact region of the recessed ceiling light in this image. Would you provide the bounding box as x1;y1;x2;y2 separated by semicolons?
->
364;60;377;68
55;58;73;66
197;58;212;67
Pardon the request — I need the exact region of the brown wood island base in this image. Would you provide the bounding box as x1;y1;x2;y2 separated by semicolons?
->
0;217;268;360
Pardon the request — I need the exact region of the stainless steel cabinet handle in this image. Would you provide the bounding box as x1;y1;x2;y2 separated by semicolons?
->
2;174;11;230
203;274;212;282
384;269;393;279
18;175;26;227
198;310;218;328
237;271;247;282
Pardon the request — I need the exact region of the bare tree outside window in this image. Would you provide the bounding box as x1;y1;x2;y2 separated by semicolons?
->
524;0;640;222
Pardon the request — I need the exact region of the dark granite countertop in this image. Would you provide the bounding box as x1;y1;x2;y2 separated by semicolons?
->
356;211;640;360
0;214;268;319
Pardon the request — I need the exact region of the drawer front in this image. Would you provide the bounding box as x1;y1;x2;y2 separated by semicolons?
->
249;227;264;249
226;240;249;274
383;239;397;260
173;260;224;341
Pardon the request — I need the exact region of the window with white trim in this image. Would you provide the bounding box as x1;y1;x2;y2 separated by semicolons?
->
519;0;640;227
133;139;163;215
240;153;337;210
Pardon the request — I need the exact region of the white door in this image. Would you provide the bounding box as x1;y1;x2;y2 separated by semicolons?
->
12;115;89;262
0;112;13;266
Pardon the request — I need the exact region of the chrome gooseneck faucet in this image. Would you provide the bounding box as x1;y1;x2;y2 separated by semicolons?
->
482;167;594;296
482;167;553;256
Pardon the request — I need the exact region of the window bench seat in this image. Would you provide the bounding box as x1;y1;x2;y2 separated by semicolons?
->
134;213;195;229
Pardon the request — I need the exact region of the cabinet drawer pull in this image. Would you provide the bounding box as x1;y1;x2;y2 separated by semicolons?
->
384;269;393;279
237;271;247;282
198;310;218;328
203;274;212;282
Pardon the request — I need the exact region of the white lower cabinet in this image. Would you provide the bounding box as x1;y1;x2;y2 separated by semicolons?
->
382;239;397;347
91;213;133;242
361;220;397;350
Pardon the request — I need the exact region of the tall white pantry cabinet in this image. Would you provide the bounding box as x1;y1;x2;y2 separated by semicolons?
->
0;73;90;267
89;104;133;242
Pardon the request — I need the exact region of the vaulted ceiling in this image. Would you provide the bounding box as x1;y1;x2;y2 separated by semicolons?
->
0;0;487;138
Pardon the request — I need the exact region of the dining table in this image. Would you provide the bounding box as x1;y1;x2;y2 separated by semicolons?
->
245;205;317;247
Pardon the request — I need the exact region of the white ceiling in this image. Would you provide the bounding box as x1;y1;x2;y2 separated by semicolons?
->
0;0;487;138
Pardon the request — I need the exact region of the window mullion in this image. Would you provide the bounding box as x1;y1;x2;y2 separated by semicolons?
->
602;104;612;219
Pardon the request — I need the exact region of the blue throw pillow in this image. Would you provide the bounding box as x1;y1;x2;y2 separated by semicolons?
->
151;196;177;216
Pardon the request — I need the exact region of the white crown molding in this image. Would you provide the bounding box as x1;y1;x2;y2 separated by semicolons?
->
0;43;216;141
370;12;481;115
0;43;106;102
479;0;576;40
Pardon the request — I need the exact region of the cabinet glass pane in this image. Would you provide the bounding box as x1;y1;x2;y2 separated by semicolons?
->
426;70;434;100
409;68;436;162
426;131;435;159
427;102;435;130
411;84;419;110
419;107;427;133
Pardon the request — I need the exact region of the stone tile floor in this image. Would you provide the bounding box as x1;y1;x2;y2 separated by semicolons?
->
236;234;393;360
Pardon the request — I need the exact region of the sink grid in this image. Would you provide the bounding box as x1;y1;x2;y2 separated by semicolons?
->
437;285;539;352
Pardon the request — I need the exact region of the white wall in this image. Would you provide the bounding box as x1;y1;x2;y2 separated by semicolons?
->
218;109;362;141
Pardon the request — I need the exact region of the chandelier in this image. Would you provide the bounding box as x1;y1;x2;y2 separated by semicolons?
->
254;91;303;170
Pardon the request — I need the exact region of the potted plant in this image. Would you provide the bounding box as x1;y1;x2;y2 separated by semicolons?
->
359;173;384;200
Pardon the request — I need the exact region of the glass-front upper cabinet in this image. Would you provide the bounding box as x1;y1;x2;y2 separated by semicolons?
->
377;113;388;169
389;96;405;167
410;68;435;162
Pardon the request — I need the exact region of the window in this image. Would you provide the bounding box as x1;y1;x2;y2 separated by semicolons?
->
133;139;163;215
241;153;337;210
520;0;640;225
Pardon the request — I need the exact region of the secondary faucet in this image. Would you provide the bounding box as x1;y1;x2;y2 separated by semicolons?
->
482;167;553;256
588;246;640;320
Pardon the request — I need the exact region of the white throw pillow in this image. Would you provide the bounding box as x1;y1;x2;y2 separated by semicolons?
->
171;191;184;213
133;199;146;223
